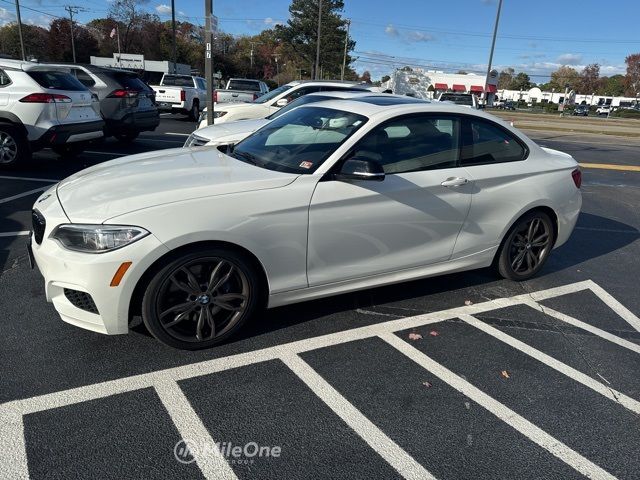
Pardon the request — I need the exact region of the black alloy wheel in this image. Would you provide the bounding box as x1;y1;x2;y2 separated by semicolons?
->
142;248;260;349
497;211;554;281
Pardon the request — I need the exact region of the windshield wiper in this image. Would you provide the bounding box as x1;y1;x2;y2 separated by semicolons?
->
232;150;259;166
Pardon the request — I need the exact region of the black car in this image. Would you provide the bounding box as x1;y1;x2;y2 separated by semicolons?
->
50;64;160;143
572;105;589;116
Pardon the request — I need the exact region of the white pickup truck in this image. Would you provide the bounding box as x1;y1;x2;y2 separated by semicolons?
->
199;80;370;128
151;74;207;120
214;78;269;104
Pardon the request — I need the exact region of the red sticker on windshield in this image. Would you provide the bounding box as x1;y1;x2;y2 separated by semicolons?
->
299;161;313;169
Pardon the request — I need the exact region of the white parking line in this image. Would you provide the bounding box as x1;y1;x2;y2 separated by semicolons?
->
283;353;436;480
575;226;639;234
587;281;640;332
460;314;640;415
0;176;58;183
0;187;50;205
165;132;190;136
0;231;30;238
83;151;128;157
380;333;617;480
0;280;630;479
155;380;239;480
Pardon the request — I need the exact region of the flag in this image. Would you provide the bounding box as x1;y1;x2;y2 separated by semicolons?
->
110;28;116;38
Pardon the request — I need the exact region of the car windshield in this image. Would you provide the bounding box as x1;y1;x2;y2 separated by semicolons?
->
266;95;335;120
231;106;367;174
228;80;261;91
161;75;194;87
440;94;473;106
252;84;292;104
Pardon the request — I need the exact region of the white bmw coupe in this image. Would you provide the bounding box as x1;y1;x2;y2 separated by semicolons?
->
30;97;582;349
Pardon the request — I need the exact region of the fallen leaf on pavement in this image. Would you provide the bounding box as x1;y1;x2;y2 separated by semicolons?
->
429;330;439;337
464;300;473;306
501;370;510;379
422;381;432;388
408;332;423;341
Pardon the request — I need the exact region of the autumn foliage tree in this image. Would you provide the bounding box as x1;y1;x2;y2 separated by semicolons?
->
624;53;640;96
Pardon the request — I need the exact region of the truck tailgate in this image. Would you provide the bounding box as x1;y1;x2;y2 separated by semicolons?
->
153;87;183;103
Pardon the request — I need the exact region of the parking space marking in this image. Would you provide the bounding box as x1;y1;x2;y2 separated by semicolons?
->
459;314;640;415
166;132;190;136
83;151;128;157
586;282;640;332
155;380;239;480
0;408;28;480
520;300;640;354
282;353;435;480
575;226;639;235
0;187;50;205
0;231;30;238
379;333;617;480
0;176;58;183
1;279;633;479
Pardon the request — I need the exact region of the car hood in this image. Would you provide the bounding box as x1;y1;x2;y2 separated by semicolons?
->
196;118;270;143
56;147;299;223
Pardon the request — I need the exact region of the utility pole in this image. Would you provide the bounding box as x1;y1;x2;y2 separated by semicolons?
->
314;0;322;80
14;0;25;61
484;0;503;104
205;0;215;125
64;6;82;63
171;0;177;73
340;19;350;81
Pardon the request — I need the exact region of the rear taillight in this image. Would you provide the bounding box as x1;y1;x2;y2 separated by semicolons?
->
180;90;186;102
213;90;218;103
571;168;582;189
20;93;71;103
107;89;139;98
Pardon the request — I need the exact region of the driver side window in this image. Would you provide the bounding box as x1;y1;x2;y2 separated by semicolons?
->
348;115;461;174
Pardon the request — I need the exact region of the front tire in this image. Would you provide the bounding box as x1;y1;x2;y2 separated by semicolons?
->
189;101;200;121
496;211;554;281
141;247;261;349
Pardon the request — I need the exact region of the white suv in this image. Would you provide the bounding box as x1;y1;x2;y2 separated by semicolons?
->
0;59;104;167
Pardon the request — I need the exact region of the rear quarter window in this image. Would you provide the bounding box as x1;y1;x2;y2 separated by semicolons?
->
27;71;87;91
0;69;11;87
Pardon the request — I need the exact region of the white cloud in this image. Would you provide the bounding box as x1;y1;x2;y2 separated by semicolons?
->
556;53;583;65
264;17;283;26
385;24;399;37
0;7;15;25
407;31;434;43
26;15;51;28
155;4;172;15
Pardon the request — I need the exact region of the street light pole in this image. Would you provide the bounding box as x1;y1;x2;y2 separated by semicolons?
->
314;0;322;80
14;0;26;61
484;0;503;102
171;0;177;73
205;0;215;125
340;19;350;81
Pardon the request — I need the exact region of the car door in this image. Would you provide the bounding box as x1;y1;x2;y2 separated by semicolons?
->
307;114;473;286
451;116;531;259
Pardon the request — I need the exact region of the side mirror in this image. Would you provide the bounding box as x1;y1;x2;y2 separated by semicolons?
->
335;158;385;182
275;98;288;107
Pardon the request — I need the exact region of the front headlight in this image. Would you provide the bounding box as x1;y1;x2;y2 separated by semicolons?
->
51;225;149;253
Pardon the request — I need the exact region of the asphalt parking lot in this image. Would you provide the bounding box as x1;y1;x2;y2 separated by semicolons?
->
1;114;639;479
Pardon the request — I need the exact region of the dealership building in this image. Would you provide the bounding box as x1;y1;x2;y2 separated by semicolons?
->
497;87;639;107
380;68;499;101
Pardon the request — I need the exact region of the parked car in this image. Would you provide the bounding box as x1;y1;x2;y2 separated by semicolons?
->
185;91;424;148
214;78;269;104
596;105;611;116
0;59;104;166
48;64;159;143
30;97;581;349
437;92;479;109
151;74;206;120
497;101;516;111
572;105;589;116
198;80;370;128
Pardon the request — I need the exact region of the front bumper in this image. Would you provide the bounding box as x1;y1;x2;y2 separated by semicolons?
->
31;193;169;335
32;120;105;150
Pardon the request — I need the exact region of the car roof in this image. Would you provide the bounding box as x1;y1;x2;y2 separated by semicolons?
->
304;91;430;102
286;79;366;88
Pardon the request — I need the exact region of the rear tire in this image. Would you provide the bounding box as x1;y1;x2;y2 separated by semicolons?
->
141;247;261;350
496;211;555;281
0;124;30;168
114;132;139;143
189;101;199;121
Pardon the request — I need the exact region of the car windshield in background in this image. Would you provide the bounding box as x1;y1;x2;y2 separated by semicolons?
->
228;80;261;91
110;73;150;92
27;71;86;91
266;95;335;120
232;106;367;174
440;94;473;106
252;84;292;104
161;75;194;87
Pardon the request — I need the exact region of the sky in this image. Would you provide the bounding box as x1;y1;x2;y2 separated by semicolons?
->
2;0;639;82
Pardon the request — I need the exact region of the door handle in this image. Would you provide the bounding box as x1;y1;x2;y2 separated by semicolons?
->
441;177;469;187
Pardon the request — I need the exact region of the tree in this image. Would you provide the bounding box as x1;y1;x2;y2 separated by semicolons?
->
360;70;372;84
456;70;467;74
381;75;391;83
108;0;160;54
498;67;514;89
47;19;98;63
275;0;354;80
624;53;640;97
578;63;600;94
550;66;580;90
598;75;625;96
0;24;48;60
508;72;531;90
